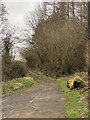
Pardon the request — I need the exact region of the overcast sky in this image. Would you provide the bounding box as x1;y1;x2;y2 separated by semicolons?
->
2;0;87;28
2;0;44;28
1;0;45;54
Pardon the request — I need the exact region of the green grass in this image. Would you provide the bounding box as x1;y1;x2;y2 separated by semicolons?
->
0;77;36;97
58;76;88;118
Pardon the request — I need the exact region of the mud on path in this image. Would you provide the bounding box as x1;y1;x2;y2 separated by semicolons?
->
2;72;66;118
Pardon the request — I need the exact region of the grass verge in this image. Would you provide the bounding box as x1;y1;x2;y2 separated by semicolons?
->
0;77;36;97
58;76;88;118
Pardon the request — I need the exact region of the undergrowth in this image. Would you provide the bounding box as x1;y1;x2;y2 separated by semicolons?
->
58;75;88;118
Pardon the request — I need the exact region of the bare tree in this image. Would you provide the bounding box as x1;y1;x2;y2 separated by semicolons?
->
22;1;87;77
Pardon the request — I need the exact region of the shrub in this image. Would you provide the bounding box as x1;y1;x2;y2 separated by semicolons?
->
2;61;28;81
10;61;28;80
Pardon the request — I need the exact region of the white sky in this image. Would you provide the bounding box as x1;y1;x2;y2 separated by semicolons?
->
2;0;44;28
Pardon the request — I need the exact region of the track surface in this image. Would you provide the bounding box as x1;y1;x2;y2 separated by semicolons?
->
2;73;66;118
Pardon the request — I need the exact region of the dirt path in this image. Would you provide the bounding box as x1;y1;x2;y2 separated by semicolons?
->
2;73;66;118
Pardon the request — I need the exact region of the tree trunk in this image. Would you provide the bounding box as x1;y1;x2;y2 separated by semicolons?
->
88;1;90;118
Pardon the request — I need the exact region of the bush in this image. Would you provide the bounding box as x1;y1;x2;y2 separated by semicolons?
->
23;18;86;77
10;61;28;80
2;61;28;81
